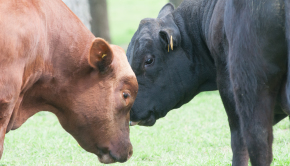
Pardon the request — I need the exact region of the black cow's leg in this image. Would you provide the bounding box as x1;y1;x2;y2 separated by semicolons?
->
217;67;249;166
226;42;277;165
239;92;275;165
285;0;290;108
224;0;286;165
226;31;280;166
219;91;249;166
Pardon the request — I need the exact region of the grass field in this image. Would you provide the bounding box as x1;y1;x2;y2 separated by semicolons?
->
1;92;290;165
107;0;167;46
1;0;290;165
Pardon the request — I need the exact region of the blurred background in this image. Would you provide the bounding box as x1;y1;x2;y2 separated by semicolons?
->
62;0;183;50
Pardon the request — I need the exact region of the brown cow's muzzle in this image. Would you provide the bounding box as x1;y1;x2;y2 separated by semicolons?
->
96;142;133;164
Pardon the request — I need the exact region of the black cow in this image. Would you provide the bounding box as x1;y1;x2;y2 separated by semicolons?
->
127;0;290;165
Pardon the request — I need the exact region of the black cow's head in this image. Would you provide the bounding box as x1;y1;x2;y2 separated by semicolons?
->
127;3;216;126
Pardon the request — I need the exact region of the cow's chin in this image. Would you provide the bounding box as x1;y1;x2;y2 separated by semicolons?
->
80;146;117;164
97;154;116;164
96;149;131;164
130;113;156;126
93;143;133;164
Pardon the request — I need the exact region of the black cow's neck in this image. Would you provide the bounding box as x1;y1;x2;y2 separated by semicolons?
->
172;0;218;92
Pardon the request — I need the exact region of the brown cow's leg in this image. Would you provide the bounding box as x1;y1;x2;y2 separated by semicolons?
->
0;99;17;159
6;95;23;132
0;124;8;159
0;67;22;159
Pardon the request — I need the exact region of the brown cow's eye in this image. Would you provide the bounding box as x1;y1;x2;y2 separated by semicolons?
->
123;92;130;99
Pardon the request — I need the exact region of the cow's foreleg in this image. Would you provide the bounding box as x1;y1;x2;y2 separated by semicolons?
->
220;94;249;166
0;94;18;159
0;67;23;159
0;97;18;159
217;68;249;166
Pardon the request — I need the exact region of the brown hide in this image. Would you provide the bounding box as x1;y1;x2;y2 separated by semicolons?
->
0;0;138;164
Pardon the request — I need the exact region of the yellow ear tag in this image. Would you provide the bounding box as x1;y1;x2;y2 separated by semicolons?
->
170;36;173;50
102;54;107;59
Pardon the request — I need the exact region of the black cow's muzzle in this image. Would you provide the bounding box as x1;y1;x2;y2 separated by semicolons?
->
130;112;156;126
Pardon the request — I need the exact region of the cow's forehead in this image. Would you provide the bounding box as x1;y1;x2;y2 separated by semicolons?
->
128;18;163;74
130;37;153;74
110;45;136;79
139;18;159;28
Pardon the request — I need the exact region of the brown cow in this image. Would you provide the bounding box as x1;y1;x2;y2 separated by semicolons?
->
0;0;138;164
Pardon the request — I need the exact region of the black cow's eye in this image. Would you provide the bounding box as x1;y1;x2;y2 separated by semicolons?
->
123;92;129;99
145;58;154;65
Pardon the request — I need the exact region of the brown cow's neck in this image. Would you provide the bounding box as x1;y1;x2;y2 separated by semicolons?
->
7;0;95;132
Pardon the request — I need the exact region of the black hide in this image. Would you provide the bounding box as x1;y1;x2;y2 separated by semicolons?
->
127;0;290;165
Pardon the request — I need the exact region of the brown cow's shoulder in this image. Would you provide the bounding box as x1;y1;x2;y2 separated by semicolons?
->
1;0;94;132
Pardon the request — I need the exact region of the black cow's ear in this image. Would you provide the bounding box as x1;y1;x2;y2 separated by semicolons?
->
159;30;170;47
158;3;175;18
159;29;178;52
88;38;113;72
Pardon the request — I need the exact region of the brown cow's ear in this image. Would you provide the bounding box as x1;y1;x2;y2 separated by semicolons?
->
88;38;113;71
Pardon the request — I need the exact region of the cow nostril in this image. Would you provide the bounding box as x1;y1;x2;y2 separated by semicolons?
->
128;149;133;159
97;146;110;155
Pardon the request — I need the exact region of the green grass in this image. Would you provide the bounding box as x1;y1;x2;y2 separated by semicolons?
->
107;0;167;46
1;92;290;165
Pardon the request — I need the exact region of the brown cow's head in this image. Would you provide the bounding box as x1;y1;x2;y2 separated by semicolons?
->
49;38;138;163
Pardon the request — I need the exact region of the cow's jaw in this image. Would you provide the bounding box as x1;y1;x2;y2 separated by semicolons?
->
96;145;133;164
98;154;116;164
129;121;140;126
130;112;156;126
